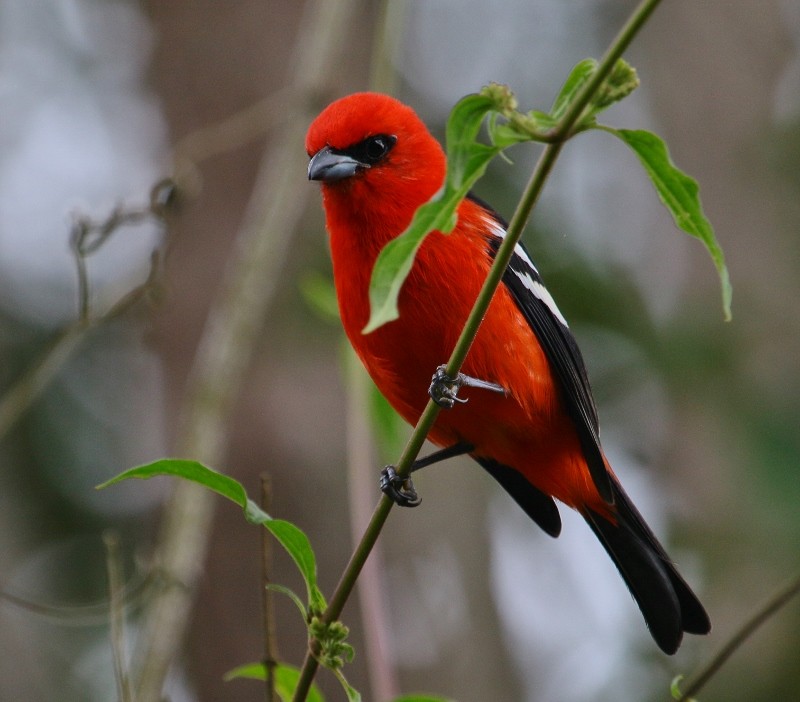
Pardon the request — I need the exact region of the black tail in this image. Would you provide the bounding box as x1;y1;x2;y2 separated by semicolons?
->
583;481;711;654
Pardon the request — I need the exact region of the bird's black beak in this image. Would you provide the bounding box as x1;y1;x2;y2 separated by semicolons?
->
307;146;361;182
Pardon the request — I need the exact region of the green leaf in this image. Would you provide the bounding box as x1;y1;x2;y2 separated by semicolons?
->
362;94;502;333
551;58;598;120
444;93;502;189
588;58;639;114
224;661;267;681
98;459;326;612
332;669;361;702
670;674;684;700
361;209;446;334
267;519;327;613
267;583;309;619
97;458;248;503
669;674;696;701
225;662;325;702
550;58;640;131
490;110;557;145
601;127;732;320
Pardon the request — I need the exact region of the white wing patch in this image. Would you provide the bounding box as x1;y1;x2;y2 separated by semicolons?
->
483;214;569;328
484;216;538;271
512;268;570;328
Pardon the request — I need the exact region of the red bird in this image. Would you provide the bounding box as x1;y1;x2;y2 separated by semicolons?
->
306;92;710;654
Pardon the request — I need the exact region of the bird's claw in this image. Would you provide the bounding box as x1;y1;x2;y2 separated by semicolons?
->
428;365;506;409
428;366;469;409
380;466;421;507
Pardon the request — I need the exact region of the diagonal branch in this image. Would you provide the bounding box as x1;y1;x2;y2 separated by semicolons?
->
291;1;664;698
674;573;800;702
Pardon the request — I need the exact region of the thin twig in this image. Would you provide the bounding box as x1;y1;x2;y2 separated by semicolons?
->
674;573;800;701
290;1;664;698
0;565;155;627
71;228;91;322
172;89;292;198
261;475;278;702
104;531;133;702
0;214;165;443
0;322;88;440
70;204;156;322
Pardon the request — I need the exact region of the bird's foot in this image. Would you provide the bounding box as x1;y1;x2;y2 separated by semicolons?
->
380;466;421;507
428;365;506;409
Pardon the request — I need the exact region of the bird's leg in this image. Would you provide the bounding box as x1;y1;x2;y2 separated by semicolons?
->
428;364;506;409
379;466;421;507
409;441;474;472
380;441;474;507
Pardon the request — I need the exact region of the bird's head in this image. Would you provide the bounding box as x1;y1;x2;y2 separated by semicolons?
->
306;93;446;226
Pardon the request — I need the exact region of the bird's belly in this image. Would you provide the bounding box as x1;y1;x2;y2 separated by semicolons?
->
335;235;598;508
353;309;561;449
349;304;596;509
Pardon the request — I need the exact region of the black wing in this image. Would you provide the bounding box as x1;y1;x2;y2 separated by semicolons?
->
469;193;613;504
476;457;563;536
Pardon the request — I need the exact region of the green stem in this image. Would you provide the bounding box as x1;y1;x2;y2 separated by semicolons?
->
292;1;662;698
104;530;133;702
675;573;800;702
549;0;662;140
0;249;159;443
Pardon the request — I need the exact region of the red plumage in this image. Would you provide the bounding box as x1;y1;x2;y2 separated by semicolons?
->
306;92;710;653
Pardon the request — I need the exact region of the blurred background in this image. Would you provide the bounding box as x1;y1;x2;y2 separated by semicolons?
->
1;0;799;700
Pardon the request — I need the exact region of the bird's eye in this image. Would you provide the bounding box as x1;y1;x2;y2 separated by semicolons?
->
355;134;396;165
